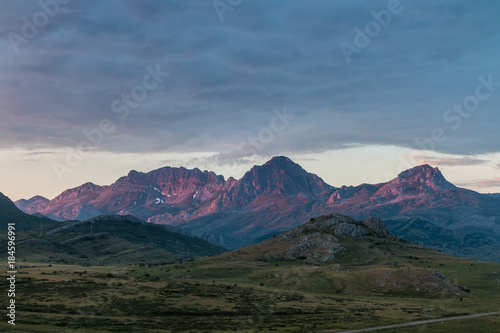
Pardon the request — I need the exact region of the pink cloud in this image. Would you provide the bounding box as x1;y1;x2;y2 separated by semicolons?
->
419;156;487;167
456;178;500;189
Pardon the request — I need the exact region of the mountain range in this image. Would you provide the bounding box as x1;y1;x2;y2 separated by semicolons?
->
13;156;500;262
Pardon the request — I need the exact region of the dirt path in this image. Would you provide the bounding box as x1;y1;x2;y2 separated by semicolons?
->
336;311;499;332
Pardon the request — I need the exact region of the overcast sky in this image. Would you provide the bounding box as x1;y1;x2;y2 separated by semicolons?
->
1;0;500;201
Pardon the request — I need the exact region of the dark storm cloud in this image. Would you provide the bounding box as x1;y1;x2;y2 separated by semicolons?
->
1;0;500;159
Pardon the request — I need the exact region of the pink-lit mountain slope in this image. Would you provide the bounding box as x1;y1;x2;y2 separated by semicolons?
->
16;156;331;226
15;157;500;262
328;165;500;232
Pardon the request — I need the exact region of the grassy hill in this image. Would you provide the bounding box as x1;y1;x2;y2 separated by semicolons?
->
385;217;500;263
0;214;226;265
1;213;499;332
178;214;477;298
0;192;59;231
1;192;226;264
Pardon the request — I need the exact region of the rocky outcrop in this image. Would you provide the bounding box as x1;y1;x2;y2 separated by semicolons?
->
361;217;391;236
260;213;391;262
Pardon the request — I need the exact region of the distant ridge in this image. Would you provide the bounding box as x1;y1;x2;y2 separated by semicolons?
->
0;192;55;230
14;156;500;262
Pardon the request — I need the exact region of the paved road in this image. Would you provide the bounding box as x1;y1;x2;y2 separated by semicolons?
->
338;311;499;333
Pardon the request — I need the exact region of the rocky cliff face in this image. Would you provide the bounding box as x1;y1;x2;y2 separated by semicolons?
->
361;217;391;236
14;157;500;262
247;213;392;262
211;156;332;210
16;156;333;225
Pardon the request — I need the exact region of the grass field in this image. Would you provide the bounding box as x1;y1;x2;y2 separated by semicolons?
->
1;251;499;332
1;218;499;332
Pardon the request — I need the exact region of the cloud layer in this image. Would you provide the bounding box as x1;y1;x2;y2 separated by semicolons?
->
1;0;500;161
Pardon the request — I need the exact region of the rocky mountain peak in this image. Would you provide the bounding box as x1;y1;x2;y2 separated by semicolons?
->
53;182;102;202
27;195;49;202
398;164;440;179
240;156;330;196
145;166;225;194
14;195;50;215
126;170;145;178
264;155;295;167
370;165;455;202
396;164;454;190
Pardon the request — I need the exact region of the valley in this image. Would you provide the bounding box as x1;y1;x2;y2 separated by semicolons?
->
3;2;499;331
1;213;499;332
1;243;499;332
